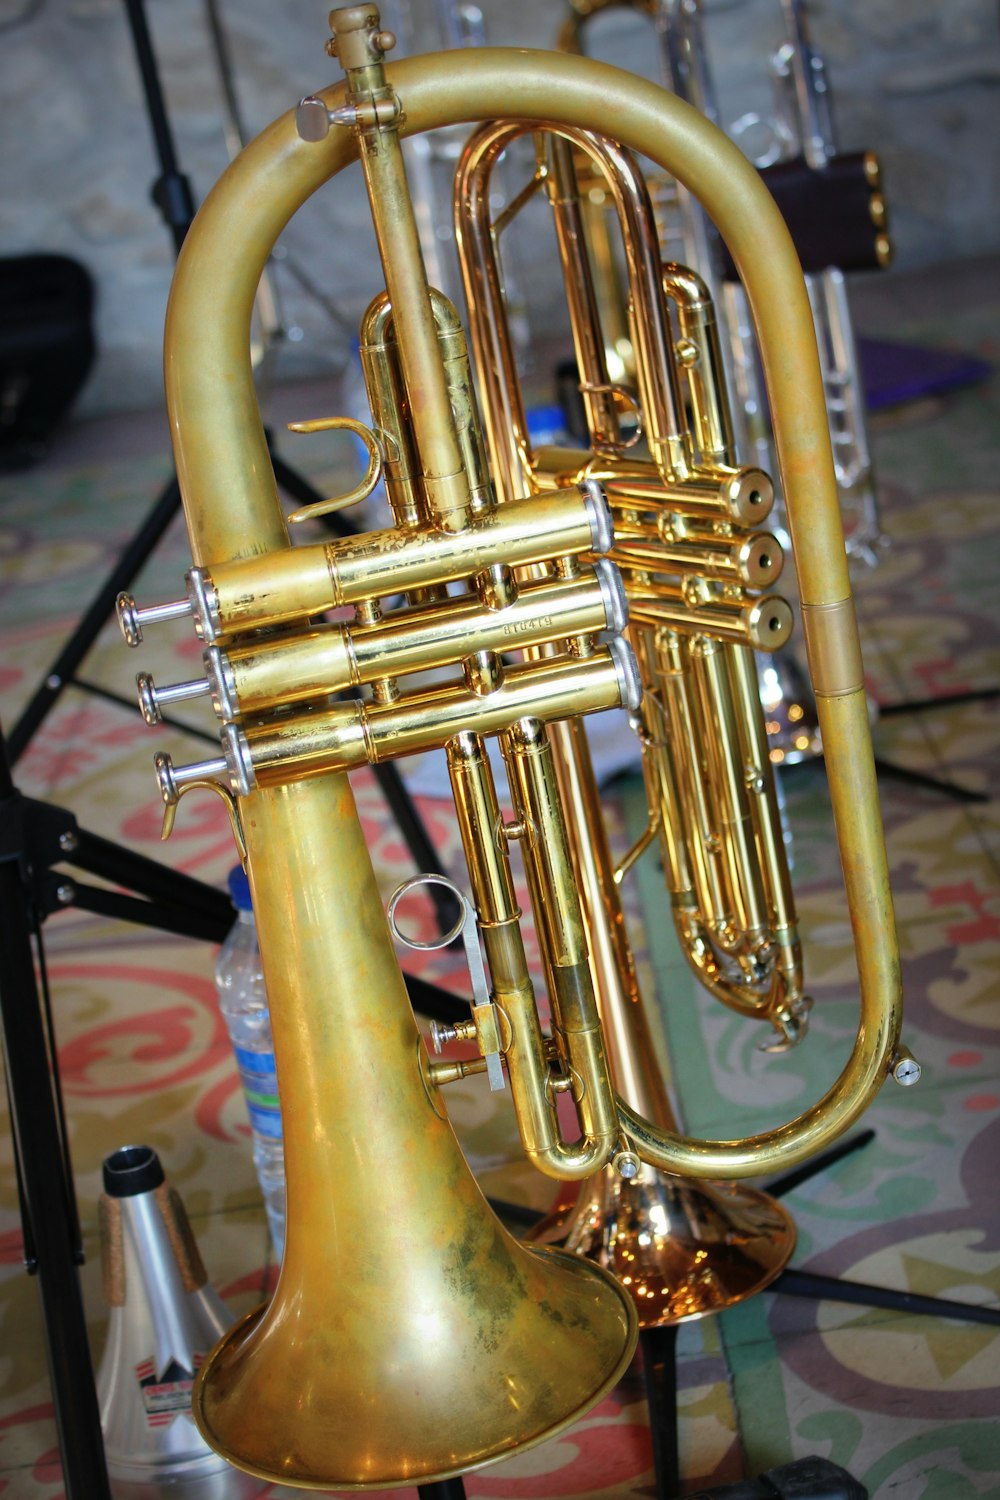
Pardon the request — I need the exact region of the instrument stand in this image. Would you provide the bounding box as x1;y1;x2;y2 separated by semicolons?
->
505;1124;1000;1499
870;685;1000;806
0;726;113;1500
9;0;455;933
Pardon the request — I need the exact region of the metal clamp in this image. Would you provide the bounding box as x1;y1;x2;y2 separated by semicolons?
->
387;874;506;1092
296;91;402;143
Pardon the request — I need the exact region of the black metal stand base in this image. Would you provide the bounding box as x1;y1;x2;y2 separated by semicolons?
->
0;733;113;1500
418;1480;468;1500
872;685;999;805
642;1323;680;1494
501;1126;998;1499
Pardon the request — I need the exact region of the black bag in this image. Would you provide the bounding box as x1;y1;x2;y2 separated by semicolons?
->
686;1455;868;1500
0;253;96;470
716;152;891;278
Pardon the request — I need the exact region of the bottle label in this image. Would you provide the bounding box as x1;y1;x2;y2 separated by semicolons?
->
232;1045;282;1138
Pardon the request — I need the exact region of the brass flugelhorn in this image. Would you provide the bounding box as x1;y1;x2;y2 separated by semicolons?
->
118;4;910;1487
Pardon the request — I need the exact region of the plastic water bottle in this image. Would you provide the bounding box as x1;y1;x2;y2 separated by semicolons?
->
214;865;285;1260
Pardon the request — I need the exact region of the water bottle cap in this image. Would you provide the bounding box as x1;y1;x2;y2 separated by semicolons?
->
227;864;253;912
102;1145;165;1198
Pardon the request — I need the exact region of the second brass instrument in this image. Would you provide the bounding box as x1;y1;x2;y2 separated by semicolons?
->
119;4;909;1486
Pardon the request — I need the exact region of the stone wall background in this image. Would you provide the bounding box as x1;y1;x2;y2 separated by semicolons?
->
2;0;998;417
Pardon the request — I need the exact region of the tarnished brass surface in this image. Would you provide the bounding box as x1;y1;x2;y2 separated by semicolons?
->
801;596;867;697
201;484;604;637
193;776;637;1487
140;37;907;1491
216;568;616;716
240;647;630;783
159;31;902;1174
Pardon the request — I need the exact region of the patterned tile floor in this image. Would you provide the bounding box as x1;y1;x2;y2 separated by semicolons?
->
1;256;998;1498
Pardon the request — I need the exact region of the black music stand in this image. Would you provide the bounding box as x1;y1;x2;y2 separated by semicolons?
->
7;0;457;935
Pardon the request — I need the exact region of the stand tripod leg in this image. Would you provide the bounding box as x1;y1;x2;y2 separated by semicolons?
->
0;752;112;1497
640;1323;680;1500
417;1480;467;1499
872;756;988;805
764;1130;875;1199
771;1267;1000;1326
878;687;1000;717
763;1130;1000;1326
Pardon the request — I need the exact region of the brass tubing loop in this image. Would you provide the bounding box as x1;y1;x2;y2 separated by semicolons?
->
448;93;901;1161
160;37;902;1177
120;15;908;1486
457;119;805;1034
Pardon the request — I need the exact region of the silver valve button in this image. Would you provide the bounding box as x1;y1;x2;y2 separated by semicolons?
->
155;750;227;806
136;671;211;727
155;723;256;806
117;592;192;648
136;648;239;727
116;569;220;648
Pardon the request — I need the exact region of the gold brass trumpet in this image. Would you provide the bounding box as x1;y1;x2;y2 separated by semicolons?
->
118;4;909;1487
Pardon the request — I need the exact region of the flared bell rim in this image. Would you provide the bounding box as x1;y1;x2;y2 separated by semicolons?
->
530;1175;797;1328
192;1245;639;1491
